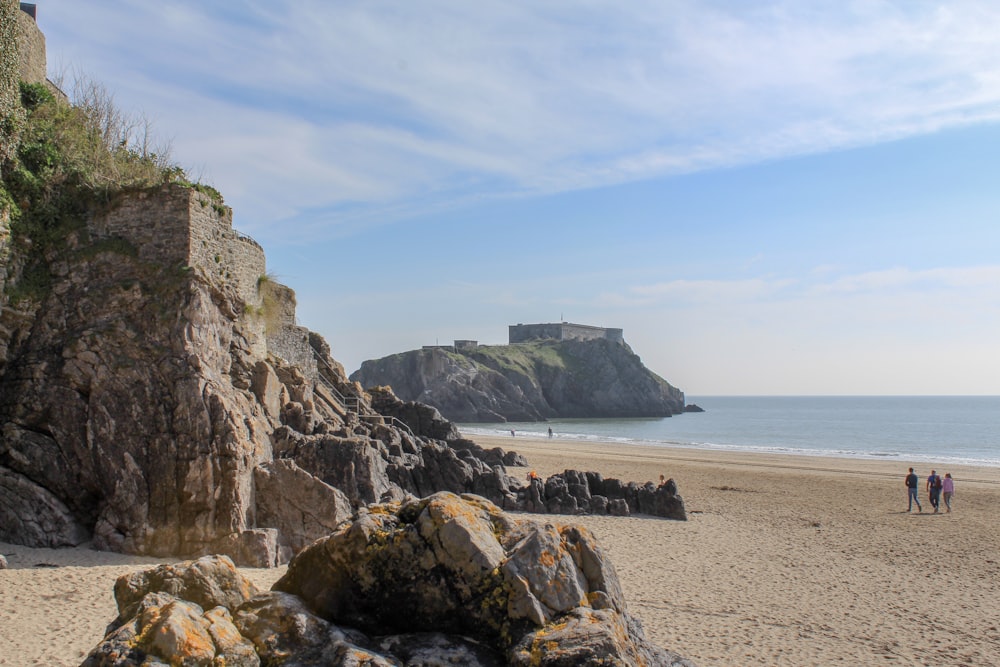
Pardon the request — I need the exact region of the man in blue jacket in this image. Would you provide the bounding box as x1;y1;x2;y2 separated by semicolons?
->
905;468;921;512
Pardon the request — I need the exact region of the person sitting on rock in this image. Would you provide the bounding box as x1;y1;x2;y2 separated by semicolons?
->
658;475;677;495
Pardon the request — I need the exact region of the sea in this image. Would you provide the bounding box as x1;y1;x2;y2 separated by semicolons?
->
458;396;1000;468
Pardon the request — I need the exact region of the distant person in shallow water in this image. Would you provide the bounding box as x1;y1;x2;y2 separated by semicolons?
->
548;427;553;438
510;429;515;437
905;468;922;512
927;470;943;513
942;473;955;513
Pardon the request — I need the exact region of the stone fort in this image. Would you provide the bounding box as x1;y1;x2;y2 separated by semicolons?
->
509;322;625;345
7;5;316;379
428;323;625;352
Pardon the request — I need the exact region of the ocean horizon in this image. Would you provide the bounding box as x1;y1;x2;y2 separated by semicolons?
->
459;395;1000;468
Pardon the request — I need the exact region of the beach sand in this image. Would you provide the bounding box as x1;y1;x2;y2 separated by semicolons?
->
3;434;999;666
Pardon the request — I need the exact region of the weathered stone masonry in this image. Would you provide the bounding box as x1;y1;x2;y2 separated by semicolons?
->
15;3;46;86
93;186;265;307
92;184;310;368
263;281;317;381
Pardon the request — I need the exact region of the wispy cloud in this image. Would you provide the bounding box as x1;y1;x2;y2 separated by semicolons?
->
816;265;1000;294
597;264;1000;312
41;0;1000;235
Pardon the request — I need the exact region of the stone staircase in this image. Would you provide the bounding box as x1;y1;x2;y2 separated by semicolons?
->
312;349;415;437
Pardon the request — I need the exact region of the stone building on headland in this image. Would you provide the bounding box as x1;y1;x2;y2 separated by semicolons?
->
509;321;625;345
422;323;625;354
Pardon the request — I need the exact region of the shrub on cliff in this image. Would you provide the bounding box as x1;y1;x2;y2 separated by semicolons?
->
0;70;215;303
0;0;24;166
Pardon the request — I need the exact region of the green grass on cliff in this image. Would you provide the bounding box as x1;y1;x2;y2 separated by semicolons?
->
467;341;568;375
0;72;214;303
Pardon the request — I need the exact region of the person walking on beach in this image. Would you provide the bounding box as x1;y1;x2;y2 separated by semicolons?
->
942;473;955;513
905;468;922;512
927;470;943;513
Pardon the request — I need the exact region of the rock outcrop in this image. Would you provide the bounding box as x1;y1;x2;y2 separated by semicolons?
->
0;181;530;565
83;495;697;666
350;339;685;422
0;183;685;565
1;19;686;568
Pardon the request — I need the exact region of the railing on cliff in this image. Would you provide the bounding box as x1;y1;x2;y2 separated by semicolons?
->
233;229;263;252
311;348;415;438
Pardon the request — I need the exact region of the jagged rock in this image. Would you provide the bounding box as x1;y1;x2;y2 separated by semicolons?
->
273;492;692;664
0;465;90;547
683;403;705;412
368;386;461;440
376;633;503;666
271;429;397;506
110;555;258;629
352;339;685;422
254;459;352;558
83;494;695;666
82;592;260;667
513;469;687;521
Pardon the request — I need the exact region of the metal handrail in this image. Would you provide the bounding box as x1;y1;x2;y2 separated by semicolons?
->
233;229;263;251
311;348;415;437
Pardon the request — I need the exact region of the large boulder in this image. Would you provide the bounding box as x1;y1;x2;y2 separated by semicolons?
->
274;492;693;665
82;498;696;666
253;458;353;559
109;555;258;630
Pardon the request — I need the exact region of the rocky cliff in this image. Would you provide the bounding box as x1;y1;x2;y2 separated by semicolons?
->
0;178;545;565
0;147;686;568
0;12;687;570
351;339;685;422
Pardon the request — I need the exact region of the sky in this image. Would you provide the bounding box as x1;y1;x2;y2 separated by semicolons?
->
31;0;1000;395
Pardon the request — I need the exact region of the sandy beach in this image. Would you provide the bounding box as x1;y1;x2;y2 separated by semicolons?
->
3;435;999;666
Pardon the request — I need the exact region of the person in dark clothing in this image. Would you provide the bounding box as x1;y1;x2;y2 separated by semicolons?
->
927;470;943;513
905;468;922;512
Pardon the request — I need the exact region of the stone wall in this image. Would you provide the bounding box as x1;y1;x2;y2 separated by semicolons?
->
93;185;270;358
268;323;317;381
93;187;191;265
187;196;264;307
264;281;317;381
94;185;266;306
15;3;45;85
508;322;624;345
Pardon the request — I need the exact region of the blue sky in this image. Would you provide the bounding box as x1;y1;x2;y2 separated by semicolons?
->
34;0;1000;395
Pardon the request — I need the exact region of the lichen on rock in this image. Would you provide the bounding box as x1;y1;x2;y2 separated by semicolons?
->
82;497;697;666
